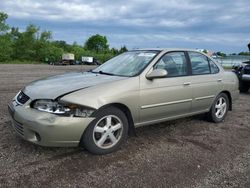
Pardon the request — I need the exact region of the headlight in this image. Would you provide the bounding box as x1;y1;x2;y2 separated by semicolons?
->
31;99;95;117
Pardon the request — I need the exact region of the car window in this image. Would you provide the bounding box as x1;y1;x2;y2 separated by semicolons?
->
93;51;159;77
153;52;187;77
209;59;220;74
189;52;210;75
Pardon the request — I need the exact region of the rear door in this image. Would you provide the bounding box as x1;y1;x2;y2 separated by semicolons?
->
188;52;222;112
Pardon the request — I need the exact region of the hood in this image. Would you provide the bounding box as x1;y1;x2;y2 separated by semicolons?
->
23;72;126;99
242;60;250;65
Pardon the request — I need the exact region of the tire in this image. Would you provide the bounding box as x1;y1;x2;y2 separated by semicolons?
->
239;81;249;93
207;93;229;123
80;107;129;155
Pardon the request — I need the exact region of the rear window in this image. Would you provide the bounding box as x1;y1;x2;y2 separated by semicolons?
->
209;59;220;74
189;52;210;75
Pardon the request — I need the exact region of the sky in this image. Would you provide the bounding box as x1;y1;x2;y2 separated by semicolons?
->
0;0;250;53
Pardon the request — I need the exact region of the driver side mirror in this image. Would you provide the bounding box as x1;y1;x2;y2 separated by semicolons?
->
146;69;168;80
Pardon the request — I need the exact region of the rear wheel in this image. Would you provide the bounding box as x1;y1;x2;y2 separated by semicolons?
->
81;107;128;155
207;93;229;123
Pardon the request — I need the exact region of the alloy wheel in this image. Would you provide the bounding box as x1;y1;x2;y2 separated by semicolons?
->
93;115;123;149
215;97;227;119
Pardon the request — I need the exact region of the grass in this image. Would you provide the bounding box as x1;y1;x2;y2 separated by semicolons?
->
222;66;233;70
0;60;42;64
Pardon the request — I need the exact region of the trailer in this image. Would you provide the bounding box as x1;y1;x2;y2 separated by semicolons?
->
81;56;100;65
60;53;75;65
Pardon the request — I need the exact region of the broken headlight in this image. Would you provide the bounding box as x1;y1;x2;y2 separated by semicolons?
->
31;99;95;117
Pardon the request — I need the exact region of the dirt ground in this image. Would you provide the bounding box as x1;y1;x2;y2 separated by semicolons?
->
0;64;250;188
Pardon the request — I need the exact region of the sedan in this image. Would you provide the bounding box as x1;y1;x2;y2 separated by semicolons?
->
8;49;239;154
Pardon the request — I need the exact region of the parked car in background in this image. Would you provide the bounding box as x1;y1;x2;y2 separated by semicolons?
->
232;61;250;92
232;43;250;93
8;49;239;155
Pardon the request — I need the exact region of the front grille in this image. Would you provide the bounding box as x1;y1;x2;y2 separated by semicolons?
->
16;91;30;105
13;119;24;137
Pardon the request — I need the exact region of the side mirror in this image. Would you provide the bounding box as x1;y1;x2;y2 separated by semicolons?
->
146;69;168;80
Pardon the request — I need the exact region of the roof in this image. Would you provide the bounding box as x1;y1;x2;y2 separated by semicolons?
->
130;48;202;52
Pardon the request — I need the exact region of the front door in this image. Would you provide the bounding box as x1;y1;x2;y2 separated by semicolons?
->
139;52;192;124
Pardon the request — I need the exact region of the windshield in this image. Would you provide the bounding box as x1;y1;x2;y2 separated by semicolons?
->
92;51;159;77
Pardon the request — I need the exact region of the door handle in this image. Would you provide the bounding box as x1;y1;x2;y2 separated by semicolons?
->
183;82;191;86
217;79;222;82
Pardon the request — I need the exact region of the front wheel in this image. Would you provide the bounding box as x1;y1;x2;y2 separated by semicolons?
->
207;93;229;123
80;107;128;155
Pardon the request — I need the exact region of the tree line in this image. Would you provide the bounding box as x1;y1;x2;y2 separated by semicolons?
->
0;12;127;63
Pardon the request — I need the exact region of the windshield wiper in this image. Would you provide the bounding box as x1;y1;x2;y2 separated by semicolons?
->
98;71;115;75
92;70;115;76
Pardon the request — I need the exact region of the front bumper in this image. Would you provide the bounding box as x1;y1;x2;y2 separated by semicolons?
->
8;100;94;147
242;74;250;82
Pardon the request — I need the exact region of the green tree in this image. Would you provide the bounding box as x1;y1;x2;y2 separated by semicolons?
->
110;47;119;55
10;27;20;40
238;52;250;56
52;40;72;52
202;49;208;54
216;51;226;57
119;45;128;53
40;30;52;42
0;12;9;33
0;12;12;62
84;34;109;52
70;45;86;60
37;43;63;62
12;24;40;60
0;11;128;63
34;30;53;62
0;35;13;62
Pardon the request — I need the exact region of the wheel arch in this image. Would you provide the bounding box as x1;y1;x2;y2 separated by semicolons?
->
220;90;232;111
93;103;136;136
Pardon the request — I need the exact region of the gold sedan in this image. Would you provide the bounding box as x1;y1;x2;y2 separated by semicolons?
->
8;49;239;154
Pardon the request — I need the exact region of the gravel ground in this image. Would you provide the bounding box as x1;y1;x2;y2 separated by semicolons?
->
0;64;250;188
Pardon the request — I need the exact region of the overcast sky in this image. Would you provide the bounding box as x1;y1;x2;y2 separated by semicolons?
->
1;0;250;53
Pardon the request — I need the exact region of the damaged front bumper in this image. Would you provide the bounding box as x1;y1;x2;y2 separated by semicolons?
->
8;99;95;147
